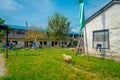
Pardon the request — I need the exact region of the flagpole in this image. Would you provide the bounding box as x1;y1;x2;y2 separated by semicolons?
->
78;0;89;61
84;25;89;61
83;3;89;61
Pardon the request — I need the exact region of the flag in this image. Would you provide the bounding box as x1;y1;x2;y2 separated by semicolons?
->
79;0;85;31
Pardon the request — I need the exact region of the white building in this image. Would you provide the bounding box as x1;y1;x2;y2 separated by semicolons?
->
1;25;79;48
84;0;120;60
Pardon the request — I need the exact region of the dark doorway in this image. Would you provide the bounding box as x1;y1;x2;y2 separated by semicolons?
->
24;41;28;47
39;41;42;48
44;41;47;45
55;42;58;45
52;41;54;46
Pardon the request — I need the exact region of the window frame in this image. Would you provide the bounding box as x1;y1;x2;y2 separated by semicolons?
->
93;29;110;49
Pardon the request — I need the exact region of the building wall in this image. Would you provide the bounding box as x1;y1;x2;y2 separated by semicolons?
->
17;41;24;48
85;3;120;57
47;41;52;47
1;26;79;48
36;42;39;48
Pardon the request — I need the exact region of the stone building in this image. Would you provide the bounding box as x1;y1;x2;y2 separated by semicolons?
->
1;25;26;48
84;0;120;60
1;24;79;48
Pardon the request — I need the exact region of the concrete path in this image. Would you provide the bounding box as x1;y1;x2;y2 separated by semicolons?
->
0;54;6;77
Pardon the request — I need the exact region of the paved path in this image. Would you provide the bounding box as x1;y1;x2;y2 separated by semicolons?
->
0;54;6;77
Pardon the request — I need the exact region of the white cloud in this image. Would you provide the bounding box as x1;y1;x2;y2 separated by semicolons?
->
0;0;22;11
71;28;79;32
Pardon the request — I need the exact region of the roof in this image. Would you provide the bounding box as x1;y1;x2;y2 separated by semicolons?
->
41;28;79;35
86;0;120;24
68;31;80;35
0;24;8;29
38;28;80;35
27;26;47;32
5;24;79;35
41;28;47;32
8;25;26;30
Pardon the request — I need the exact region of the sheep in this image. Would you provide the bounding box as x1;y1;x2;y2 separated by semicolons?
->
69;48;75;51
62;53;72;64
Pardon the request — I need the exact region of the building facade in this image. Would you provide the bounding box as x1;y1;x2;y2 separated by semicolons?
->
84;0;120;60
1;25;79;48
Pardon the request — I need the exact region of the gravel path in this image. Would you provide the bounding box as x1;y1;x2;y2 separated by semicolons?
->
0;54;6;77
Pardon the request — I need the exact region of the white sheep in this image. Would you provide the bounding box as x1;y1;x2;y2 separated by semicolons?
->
62;53;72;64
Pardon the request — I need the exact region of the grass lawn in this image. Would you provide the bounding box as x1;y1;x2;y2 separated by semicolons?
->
0;48;120;80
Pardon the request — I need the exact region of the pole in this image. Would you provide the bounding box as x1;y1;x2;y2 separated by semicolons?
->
78;0;89;61
75;30;81;55
26;21;28;29
25;21;28;48
84;26;89;61
6;27;8;58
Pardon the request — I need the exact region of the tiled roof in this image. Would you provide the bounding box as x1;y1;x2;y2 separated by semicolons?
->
68;31;79;35
0;24;8;29
7;24;79;35
41;28;47;32
8;25;26;30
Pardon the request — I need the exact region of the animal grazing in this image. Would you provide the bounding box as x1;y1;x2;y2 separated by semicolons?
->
69;48;75;51
62;53;72;64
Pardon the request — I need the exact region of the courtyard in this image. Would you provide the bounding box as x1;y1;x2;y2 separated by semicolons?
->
0;48;120;80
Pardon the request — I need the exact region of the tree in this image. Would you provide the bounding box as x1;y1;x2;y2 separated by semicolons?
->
26;25;48;48
0;18;5;46
0;18;5;24
47;13;71;40
0;18;5;39
26;25;47;41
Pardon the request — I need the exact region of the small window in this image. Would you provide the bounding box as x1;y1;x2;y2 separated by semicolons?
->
64;42;67;45
12;41;18;45
30;41;33;43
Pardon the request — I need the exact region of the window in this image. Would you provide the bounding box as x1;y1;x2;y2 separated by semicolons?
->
12;41;18;45
22;30;25;35
64;42;67;45
93;29;109;49
30;41;33;43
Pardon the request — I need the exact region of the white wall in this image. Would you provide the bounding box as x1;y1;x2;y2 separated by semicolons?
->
85;3;120;56
17;41;24;48
36;42;39;48
47;41;51;47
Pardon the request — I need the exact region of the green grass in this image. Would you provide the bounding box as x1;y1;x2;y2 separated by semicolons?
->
1;48;120;80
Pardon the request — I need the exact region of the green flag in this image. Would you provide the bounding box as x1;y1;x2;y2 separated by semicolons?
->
79;0;85;31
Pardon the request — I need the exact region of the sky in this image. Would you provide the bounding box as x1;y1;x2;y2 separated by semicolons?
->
0;0;112;32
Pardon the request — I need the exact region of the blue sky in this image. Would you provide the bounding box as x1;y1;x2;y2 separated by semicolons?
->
0;0;111;32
